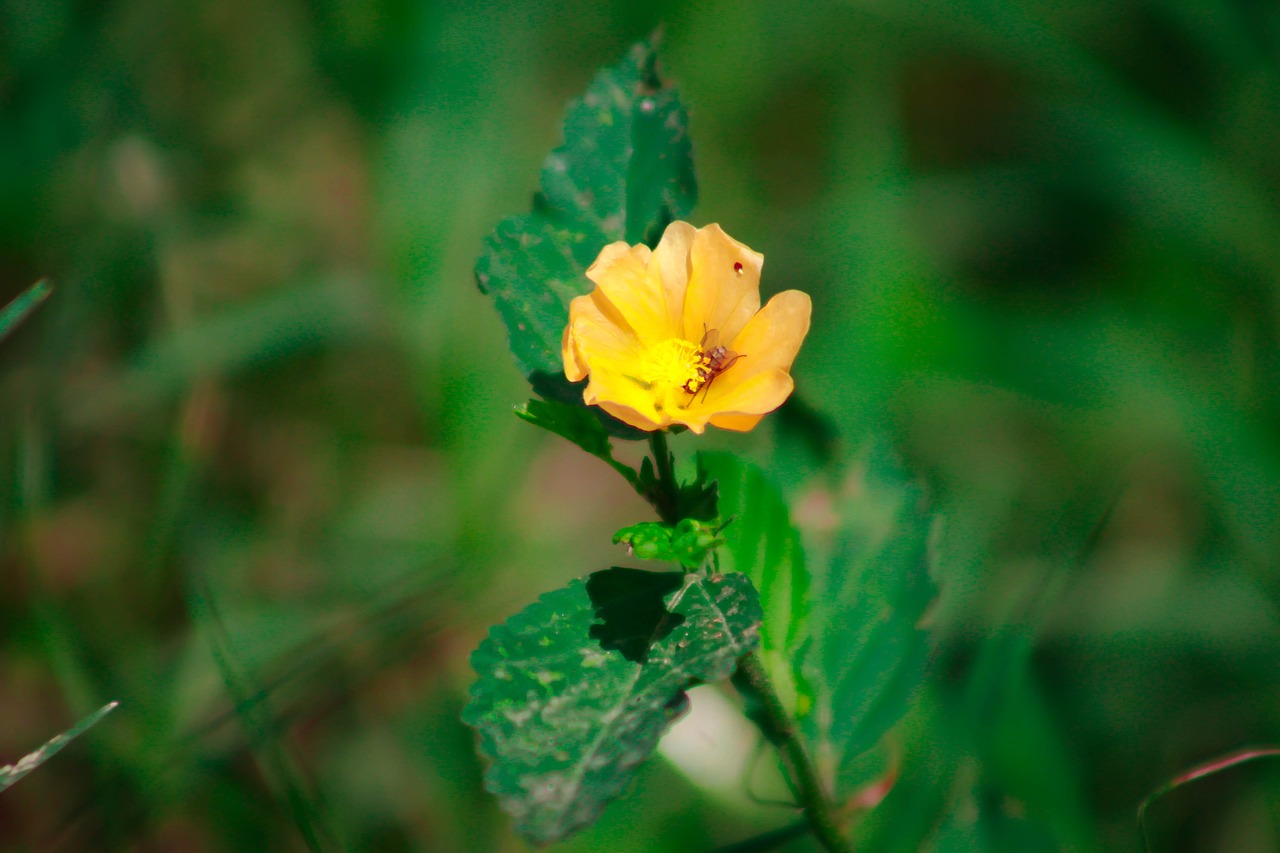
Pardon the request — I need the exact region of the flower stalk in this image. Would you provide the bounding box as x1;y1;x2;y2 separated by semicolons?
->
640;433;851;853
732;653;853;853
647;430;679;524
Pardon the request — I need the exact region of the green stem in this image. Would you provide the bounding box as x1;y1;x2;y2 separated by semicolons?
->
732;653;853;853
647;430;679;523
640;431;846;850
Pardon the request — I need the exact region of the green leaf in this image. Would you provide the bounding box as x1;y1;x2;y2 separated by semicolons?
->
612;518;725;570
463;568;761;845
516;396;648;490
807;445;938;796
696;452;809;713
700;447;939;800
0;700;118;794
0;279;51;344
475;35;697;391
516;397;616;459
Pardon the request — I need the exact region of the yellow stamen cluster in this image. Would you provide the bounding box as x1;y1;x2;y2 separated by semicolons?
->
635;338;708;411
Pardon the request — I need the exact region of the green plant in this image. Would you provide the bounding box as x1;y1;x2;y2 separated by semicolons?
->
462;37;937;851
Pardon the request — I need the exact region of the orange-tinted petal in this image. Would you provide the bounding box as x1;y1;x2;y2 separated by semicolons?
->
681;224;763;345
688;368;795;428
725;290;811;382
562;311;585;381
595;398;665;432
708;412;766;432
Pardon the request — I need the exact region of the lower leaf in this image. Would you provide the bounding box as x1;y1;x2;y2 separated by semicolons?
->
463;568;762;845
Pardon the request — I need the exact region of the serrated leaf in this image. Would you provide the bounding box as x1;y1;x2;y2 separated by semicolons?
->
697;452;809;713
808;445;938;797
0;700;118;794
475;35;696;388
699;447;938;800
0;279;51;344
464;568;760;845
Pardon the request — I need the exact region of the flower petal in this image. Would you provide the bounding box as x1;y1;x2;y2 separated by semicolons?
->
647;221;696;334
681;224;763;345
562;312;585;381
585;240;674;345
690;369;795;427
596;398;665;432
582;360;667;431
725;290;811;382
708;412;765;432
563;291;642;382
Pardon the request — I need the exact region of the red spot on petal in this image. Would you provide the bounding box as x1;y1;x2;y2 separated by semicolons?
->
733;262;744;276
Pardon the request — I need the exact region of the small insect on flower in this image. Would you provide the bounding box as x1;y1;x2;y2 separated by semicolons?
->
562;222;811;433
682;327;743;402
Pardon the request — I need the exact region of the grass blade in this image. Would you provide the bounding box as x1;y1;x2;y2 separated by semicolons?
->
0;279;52;344
188;571;339;853
0;701;118;793
1138;746;1280;851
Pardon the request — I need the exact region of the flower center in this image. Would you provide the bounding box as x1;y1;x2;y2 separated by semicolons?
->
639;338;707;397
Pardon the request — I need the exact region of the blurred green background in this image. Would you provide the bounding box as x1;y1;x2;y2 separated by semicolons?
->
3;0;1280;850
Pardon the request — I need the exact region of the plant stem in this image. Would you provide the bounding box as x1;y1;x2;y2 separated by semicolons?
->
641;431;847;850
648;430;679;523
732;652;853;853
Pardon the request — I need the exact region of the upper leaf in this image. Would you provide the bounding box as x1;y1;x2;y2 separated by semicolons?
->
463;568;760;845
475;36;697;392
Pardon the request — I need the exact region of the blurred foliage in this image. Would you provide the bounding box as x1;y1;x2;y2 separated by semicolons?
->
2;0;1280;851
0;280;51;344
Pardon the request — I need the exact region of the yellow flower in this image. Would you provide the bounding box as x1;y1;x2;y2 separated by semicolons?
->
562;222;811;434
